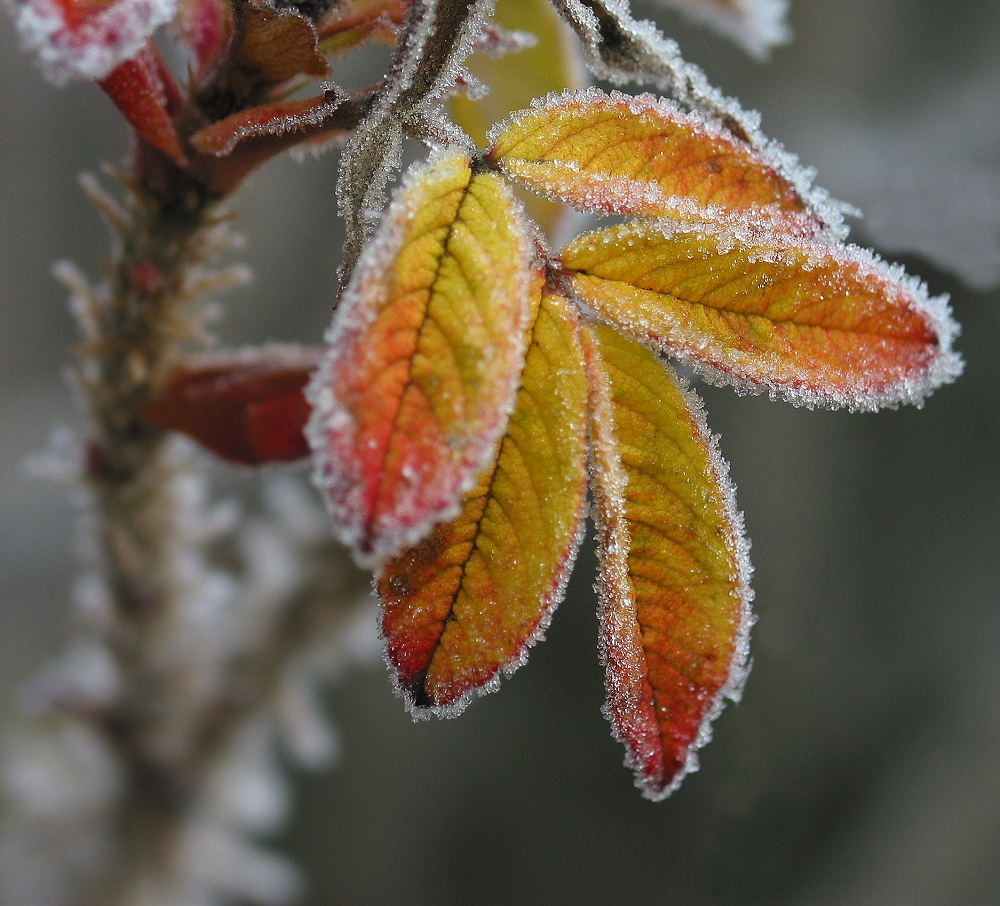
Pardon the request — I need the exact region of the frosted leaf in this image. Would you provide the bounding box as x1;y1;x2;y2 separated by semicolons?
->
376;283;589;717
191;89;347;158
488;88;831;232
651;0;789;59
581;324;754;799
547;0;849;237
313;150;535;567
564;218;964;411
8;0;178;85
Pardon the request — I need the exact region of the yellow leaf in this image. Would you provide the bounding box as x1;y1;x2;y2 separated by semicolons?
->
309;151;535;566
564;220;961;409
379;283;590;712
487;89;812;225
582;322;752;799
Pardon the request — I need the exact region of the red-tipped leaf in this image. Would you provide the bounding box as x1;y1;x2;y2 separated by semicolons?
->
583;322;752;798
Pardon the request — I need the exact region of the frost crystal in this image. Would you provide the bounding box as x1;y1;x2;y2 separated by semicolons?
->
9;0;177;85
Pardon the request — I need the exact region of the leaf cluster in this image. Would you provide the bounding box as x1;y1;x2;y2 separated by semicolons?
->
7;0;962;798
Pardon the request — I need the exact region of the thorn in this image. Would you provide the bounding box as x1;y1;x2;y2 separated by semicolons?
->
79;173;131;236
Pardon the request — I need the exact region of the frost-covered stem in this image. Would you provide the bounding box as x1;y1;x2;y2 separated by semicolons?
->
336;0;488;284
15;125;377;904
67;147;237;901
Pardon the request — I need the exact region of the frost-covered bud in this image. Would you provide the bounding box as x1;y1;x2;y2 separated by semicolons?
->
7;0;178;84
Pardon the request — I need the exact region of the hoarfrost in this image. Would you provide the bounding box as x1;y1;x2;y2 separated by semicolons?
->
547;0;850;237
336;0;494;279
474;21;538;59
569;218;963;412
651;368;754;799
8;0;177;85
583;326;754;800
195;88;347;158
313;150;535;569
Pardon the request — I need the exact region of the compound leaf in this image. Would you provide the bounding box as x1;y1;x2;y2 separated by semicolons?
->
309;151;535;567
564;220;962;410
583;322;752;799
378;282;589;713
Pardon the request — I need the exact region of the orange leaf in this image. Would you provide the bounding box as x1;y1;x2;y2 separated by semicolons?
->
309;151;535;567
582;322;752;799
379;282;589;713
142;346;321;465
487;89;813;227
563;220;962;409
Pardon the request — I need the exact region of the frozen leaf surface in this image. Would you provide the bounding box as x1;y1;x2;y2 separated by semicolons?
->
488;89;810;225
379;283;589;713
308;151;534;568
564;220;962;409
191;93;344;157
583;322;751;799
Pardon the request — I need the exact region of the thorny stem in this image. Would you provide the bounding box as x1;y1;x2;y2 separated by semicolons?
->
72;145;232;898
57;137;368;902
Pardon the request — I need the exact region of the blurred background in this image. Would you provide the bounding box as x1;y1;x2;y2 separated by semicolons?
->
1;0;999;903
